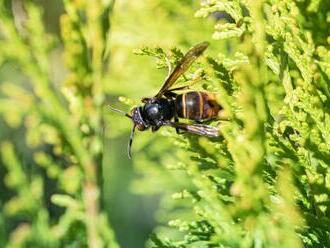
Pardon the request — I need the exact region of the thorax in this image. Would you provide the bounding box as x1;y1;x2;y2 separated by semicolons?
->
143;98;175;125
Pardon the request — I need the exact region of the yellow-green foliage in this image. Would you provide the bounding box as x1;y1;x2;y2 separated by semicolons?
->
0;0;118;247
0;0;329;248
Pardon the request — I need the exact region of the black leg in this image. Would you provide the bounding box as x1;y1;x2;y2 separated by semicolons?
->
152;126;160;132
174;116;181;134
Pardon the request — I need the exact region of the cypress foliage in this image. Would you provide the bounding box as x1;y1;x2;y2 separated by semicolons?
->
0;1;118;247
127;1;330;247
0;0;329;248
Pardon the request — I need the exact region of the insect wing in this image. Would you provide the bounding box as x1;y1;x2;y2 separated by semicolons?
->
166;121;219;137
155;41;209;98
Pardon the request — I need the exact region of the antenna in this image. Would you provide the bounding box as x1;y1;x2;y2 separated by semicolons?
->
127;125;136;159
107;105;132;118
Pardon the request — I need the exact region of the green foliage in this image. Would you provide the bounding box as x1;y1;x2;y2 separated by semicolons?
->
116;0;329;247
0;0;329;248
0;0;118;247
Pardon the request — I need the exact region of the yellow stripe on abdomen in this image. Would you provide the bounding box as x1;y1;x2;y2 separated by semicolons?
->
182;93;187;118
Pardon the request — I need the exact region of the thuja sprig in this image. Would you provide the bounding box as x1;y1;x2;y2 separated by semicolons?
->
148;1;329;247
0;1;119;247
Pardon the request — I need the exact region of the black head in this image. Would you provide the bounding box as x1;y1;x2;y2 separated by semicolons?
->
131;107;149;131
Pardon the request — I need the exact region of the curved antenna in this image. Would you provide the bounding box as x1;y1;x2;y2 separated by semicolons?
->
107;105;132;118
127;125;136;159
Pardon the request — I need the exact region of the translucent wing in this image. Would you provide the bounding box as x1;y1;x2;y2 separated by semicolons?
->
155;41;209;98
165;121;219;137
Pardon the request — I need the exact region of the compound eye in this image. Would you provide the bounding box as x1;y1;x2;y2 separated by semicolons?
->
136;123;147;131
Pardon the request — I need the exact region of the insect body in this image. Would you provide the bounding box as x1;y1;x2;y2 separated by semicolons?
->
109;42;221;158
175;91;220;121
133;91;221;131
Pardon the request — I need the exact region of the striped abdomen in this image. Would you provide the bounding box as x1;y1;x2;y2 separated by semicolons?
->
175;91;221;121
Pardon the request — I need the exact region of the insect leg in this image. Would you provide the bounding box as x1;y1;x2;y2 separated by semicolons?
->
174;116;181;134
127;125;136;159
151;126;160;132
